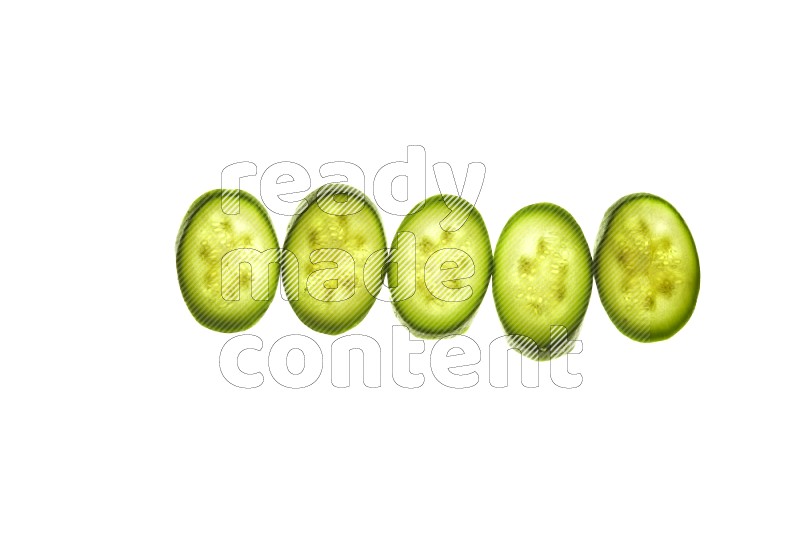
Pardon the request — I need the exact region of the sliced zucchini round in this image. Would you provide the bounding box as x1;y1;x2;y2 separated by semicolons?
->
390;195;492;338
594;193;700;342
176;189;280;332
282;184;386;335
493;203;593;359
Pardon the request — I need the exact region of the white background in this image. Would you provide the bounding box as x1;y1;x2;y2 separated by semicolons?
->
2;1;799;532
